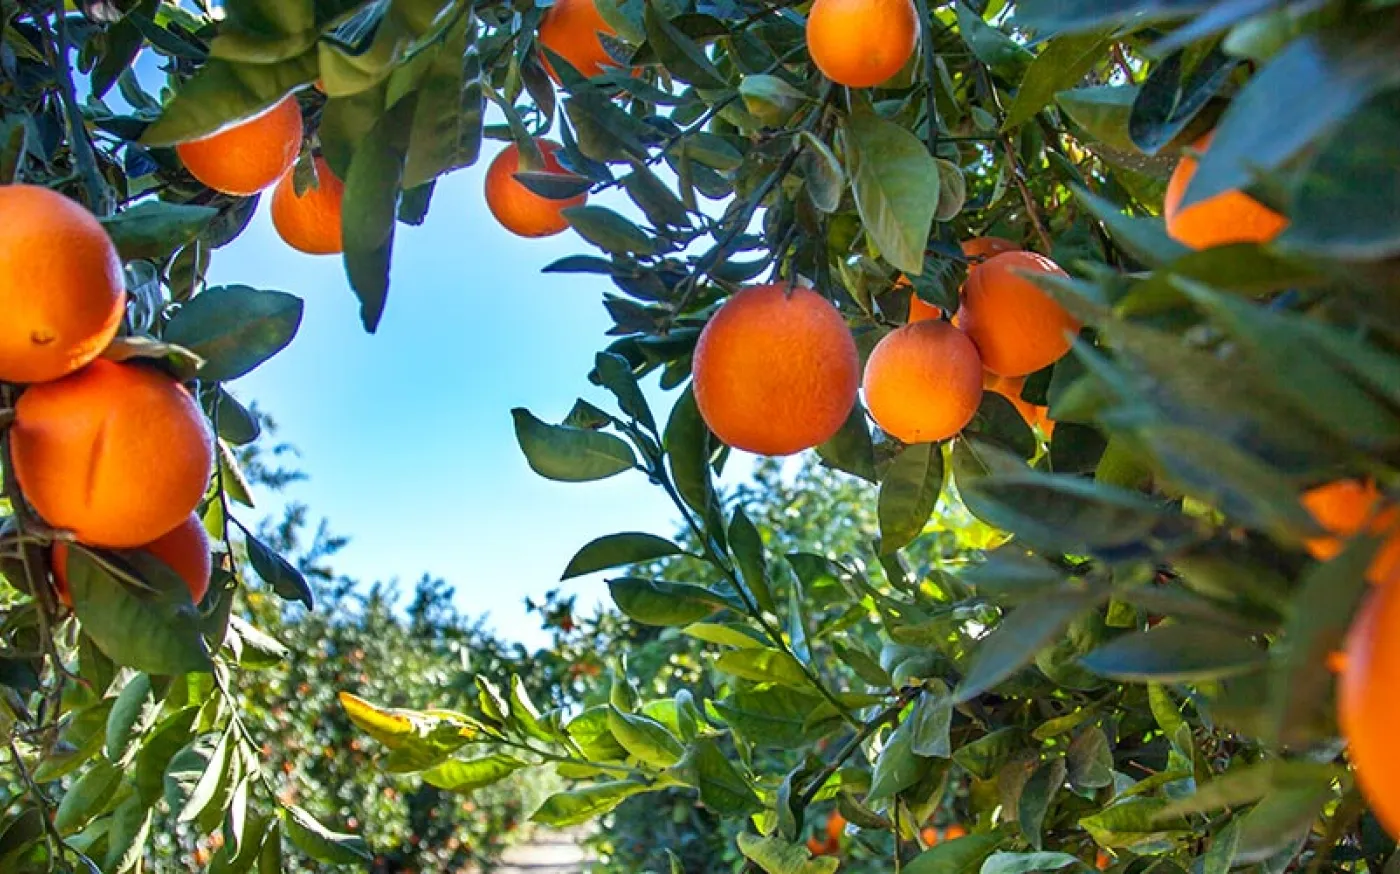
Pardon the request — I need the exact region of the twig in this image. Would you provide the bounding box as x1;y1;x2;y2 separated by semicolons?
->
913;0;941;155
997;133;1053;254
8;740;65;857
797;688;918;809
40;3;113;215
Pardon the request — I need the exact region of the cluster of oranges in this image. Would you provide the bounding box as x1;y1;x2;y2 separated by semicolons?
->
0;185;214;607
692;238;1074;456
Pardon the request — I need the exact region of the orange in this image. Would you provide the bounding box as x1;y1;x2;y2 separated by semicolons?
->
0;185;125;384
921;827;939;846
1301;480;1400;585
985;372;1051;434
1164;133;1288;250
958;251;1078;378
941;824;968;840
864;320;982;444
175;95;304;196
826;811;846;842
1096;851;1113;871
485;140;588;239
271;156;344;255
1340;583;1400;836
806;0;917;88
11;360;213;548
538;0;619;80
52;513;212;606
693;284;859;456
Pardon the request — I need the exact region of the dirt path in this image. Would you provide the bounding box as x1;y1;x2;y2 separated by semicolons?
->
493;830;594;874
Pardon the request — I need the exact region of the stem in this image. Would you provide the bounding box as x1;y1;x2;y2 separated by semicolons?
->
913;0;941;155
797;688;916;809
7;740;66;858
0;408;13;430
41;4;113;215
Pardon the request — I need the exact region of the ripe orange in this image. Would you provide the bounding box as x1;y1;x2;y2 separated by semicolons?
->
958;251;1078;378
1301;480;1400;585
52;513;212;606
806;0;918;88
693;284;859;456
826;811;846;841
942;824;968;840
0;185;125;384
1339;583;1400;836
538;0;619;80
921;827;940;847
11;360;213;548
485;140;588;239
1096;851;1113;871
271;156;344;255
806;836;834;856
1164;132;1289;250
864;320;983;444
175;95;304;196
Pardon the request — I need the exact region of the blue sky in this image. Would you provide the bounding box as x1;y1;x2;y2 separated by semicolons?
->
207;158;711;647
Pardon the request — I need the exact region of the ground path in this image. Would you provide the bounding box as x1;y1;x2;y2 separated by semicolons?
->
493;829;594;873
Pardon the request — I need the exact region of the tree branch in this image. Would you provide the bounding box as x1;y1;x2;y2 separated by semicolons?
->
40;4;113;215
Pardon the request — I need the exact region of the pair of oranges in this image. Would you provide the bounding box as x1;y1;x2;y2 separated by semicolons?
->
0;185;213;605
176;93;344;256
691;239;1075;456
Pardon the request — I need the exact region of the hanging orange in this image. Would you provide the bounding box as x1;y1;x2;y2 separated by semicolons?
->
271;156;345;255
53;513;213;606
538;0;620;80
693;284;859;456
864;320;983;444
0;185;125;384
806;0;918;88
1301;480;1400;585
1339;582;1400;836
175;95;304;196
1164;132;1289;250
485;140;588;238
957;251;1078;378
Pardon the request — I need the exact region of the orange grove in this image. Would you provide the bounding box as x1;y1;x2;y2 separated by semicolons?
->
11;360;213;548
538;0;619;80
1164;132;1289;250
176;95;304;196
53;513;213;607
958;251;1078;378
864;319;983;444
1339;582;1400;837
806;0;918;88
271;156;345;255
485;140;588;239
1301;480;1400;585
693;284;859;456
0;185;126;384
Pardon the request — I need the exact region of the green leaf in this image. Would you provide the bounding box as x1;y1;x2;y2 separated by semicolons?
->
206;388;261;446
1070;185;1188;266
644;1;727;89
1003;32;1112;132
101;201;218;260
1080;624;1266;682
563;532;683;579
710;687;829;747
843;103;939;275
1056;85;1137;151
623;163;692;230
134;708;197;806
566;707;630;762
228;616;289;669
665;386;717;518
1067;726;1114;791
684;622;765;649
532;781;649;826
141;55;316;146
1184;23;1400;208
564;205;656;257
105;674;162;764
906;832;1002;874
908;684;952;758
177;728;231;822
343;96;416;333
512;408;637;482
1129;46;1234;156
980;851;1085;874
1079;798;1193;848
816;400;877;483
729;507;776;613
799;131;845;214
1014;0;1214;35
878;442;944;553
736;833;841;874
955;4;1033;76
714;648;808;687
1018;756;1066;849
422;755;528;792
403;9;481;188
104;793;153;873
684;738;763;815
609;577;724;625
67;549;213;675
244;533;314;608
1282;89;1400;259
867;718;927;801
283;805;370;864
54;760;121;835
596;351;656;431
954;587;1106;703
1155;761;1341;819
608;707;686;768
509;675;554;743
164;286;302;383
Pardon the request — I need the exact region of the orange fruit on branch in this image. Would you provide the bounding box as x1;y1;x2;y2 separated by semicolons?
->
941;824;968;840
1164;132;1288;250
806;0;918;88
11;360;214;548
0;185;125;384
1301;479;1400;586
485;139;588;239
271;155;345;255
693;283;859;456
175;95;304;196
957;251;1078;378
53;513;213;607
538;0;620;80
826;811;846;841
1340;582;1400;836
864;319;982;444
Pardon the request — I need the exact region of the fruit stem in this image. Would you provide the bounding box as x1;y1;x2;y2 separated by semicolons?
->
37;3;114;216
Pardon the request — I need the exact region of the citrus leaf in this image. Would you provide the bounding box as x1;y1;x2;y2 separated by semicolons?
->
608;707;685;768
843;103;939;275
141;54;317;146
422;755;528;792
906;832;1002;874
342;96;416;333
1003;32;1112;131
54;760;121;835
714;648;808;687
100;201;218;260
608;577;725;625
736;833;841;874
164;286;302;382
1079;624;1266;682
562;532;684;579
878;442;944;553
954;586;1107;703
244;533;313;608
644;1;727;89
532;781;650;826
283;805;370;864
512;408;637;482
728;506;776;613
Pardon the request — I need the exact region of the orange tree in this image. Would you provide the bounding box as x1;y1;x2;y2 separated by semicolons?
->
1;0;1400;872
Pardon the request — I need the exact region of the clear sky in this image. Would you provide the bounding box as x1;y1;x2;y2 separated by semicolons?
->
207;157;711;647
